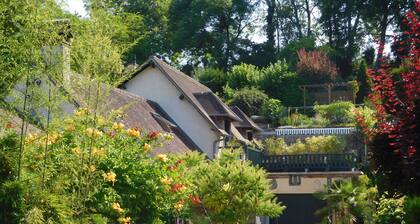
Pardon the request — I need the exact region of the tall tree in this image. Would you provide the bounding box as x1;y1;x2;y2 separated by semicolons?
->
362;0;415;65
318;0;365;79
168;0;259;71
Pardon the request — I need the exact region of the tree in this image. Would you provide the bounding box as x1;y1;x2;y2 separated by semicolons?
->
355;60;370;103
195;67;227;94
297;49;338;83
168;0;259;70
317;0;365;79
259;60;303;106
226;63;261;90
359;5;420;195
228;87;268;116
178;148;285;223
260;99;285;126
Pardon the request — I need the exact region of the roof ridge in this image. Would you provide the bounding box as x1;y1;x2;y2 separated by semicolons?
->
151;56;211;92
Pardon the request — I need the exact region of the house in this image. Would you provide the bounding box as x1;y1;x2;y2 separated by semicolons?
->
119;56;245;158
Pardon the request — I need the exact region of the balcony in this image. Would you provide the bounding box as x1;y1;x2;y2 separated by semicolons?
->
246;147;358;172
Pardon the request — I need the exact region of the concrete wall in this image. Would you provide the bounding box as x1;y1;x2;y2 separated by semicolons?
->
268;171;361;194
123;67;221;158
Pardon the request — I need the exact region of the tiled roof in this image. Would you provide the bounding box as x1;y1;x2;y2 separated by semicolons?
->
230;106;262;131
103;88;197;155
122;56;242;135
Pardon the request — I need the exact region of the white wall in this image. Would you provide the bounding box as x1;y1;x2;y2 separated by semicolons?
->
124;67;220;158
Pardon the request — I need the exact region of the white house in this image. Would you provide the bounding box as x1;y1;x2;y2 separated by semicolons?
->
119;56;245;158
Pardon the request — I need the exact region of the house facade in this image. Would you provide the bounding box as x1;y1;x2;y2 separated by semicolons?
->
120;56;246;158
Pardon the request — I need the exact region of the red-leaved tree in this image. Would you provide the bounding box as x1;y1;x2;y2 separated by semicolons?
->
360;2;420;195
297;49;338;84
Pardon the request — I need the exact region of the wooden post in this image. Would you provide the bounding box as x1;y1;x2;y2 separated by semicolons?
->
327;84;332;104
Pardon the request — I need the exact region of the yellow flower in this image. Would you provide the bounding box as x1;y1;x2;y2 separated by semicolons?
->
75;108;89;117
126;128;140;138
25;133;38;143
162;133;174;141
86;128;103;138
96;116;106;126
222;183;232;192
174;201;185;212
88;165;96;172
92;147;105;157
118;216;132;224
160;177;172;185
112;122;125;130
102;171;117;185
72;147;81;154
112;202;124;214
65;123;76;132
156;154;168;162
46;132;61;145
143;143;152;152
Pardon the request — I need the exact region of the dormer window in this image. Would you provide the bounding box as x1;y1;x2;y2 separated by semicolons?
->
224;120;231;134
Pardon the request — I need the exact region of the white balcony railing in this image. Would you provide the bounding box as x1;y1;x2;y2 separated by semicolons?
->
275;127;356;136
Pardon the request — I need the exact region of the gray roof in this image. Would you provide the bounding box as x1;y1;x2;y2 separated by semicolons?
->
230;106;262;131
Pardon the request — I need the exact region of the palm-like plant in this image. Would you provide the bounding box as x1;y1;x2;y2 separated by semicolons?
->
316;175;377;224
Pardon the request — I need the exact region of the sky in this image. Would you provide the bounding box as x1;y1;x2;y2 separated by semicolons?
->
63;0;87;17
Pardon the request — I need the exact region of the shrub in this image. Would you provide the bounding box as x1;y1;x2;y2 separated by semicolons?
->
297;49;338;84
226;63;261;89
404;196;420;224
229;87;268;116
262;135;346;155
280;113;313;127
259;61;303;106
314;101;355;125
260;99;285;126
374;194;406;224
195;67;227;94
178;148;285;223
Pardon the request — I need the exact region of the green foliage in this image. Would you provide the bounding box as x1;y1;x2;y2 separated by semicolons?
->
228;87;268;116
260;99;285;126
263;135;346;155
316;175;378;224
259;60;303;106
195;67;227;93
281;113;329;127
178;148;285;223
278;37;316;70
314;101;355;125
403;196;420;224
374;194;406;224
227;63;261;90
355;60;370;103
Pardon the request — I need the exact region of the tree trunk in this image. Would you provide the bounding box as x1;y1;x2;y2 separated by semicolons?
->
266;0;276;55
304;0;311;37
376;2;390;66
290;0;303;39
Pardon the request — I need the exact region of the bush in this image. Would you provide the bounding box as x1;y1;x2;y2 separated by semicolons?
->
314;101;355;125
259;61;303;106
229;87;268;116
297;49;338;84
374;194;406;224
195;67;227;94
226;63;261;89
178;148;285;223
260;99;285;126
404;196;420;224
262;135;346;155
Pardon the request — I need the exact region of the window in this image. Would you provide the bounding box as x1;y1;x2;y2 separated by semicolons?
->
246;130;253;140
289;175;301;186
224;120;231;134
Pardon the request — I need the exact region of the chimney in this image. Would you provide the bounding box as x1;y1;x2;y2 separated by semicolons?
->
41;19;72;86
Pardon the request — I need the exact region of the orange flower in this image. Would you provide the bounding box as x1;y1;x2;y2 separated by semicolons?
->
112;202;124;214
174;201;185;211
156;154;168;162
170;183;186;192
126;128;140;138
189;195;202;205
143;143;152;152
102;171;116;185
5;122;14;129
118;216;132;224
160;177;172;185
